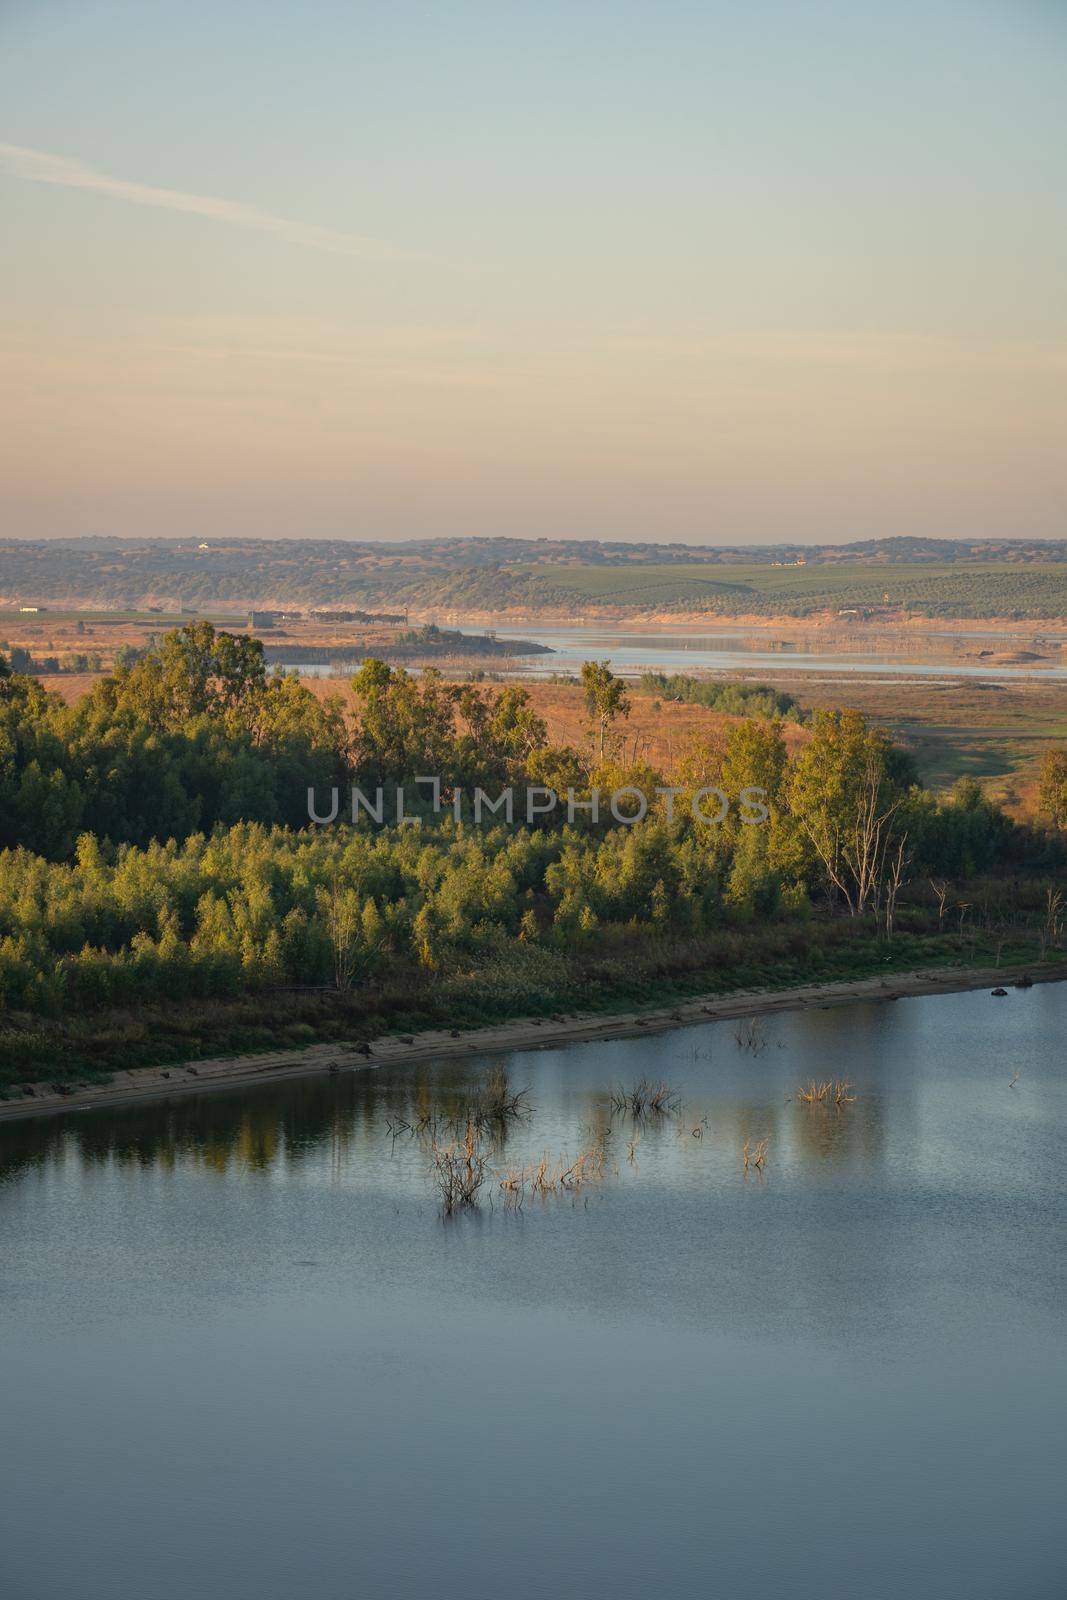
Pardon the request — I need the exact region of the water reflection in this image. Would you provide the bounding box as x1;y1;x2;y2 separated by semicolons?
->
0;987;1043;1209
2;988;1065;1600
1;1045;893;1195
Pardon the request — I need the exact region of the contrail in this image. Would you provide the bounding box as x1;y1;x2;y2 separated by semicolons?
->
0;142;417;261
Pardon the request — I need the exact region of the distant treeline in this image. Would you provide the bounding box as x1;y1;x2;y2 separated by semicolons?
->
5;536;1067;619
639;673;803;721
0;645;103;675
262;623;548;666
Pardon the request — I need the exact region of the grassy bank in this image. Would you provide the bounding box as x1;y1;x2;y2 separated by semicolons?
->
0;915;1049;1093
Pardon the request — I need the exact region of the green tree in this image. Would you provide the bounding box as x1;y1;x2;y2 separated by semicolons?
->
1038;749;1067;829
352;660;457;787
785;709;910;915
581;660;631;761
720;719;787;804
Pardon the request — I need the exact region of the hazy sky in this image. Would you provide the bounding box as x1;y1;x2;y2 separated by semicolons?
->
2;0;1064;545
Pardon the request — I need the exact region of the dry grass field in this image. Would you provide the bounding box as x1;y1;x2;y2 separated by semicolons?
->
785;676;1066;813
276;674;1067;814
28;660;1067;820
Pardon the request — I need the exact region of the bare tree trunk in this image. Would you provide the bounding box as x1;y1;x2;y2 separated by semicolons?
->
929;879;949;933
846;758;902;915
884;835;909;939
798;811;856;914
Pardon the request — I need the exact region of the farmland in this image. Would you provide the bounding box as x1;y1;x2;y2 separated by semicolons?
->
5;536;1067;621
512;561;1067;620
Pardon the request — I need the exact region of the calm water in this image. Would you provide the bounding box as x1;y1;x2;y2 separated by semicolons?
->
278;624;1067;683
490;624;1067;681
2;987;1065;1600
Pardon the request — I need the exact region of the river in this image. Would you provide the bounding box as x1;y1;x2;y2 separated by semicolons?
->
2;985;1064;1599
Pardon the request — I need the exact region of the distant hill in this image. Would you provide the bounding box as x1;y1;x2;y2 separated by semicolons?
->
3;535;1067;620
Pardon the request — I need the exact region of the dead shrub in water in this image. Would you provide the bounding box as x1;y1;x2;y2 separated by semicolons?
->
798;1080;831;1104
742;1137;768;1173
497;1163;526;1204
387;1066;528;1150
473;1064;529;1124
798;1079;856;1107
610;1078;678;1117
499;1145;606;1203
544;1145;605;1191
431;1120;488;1214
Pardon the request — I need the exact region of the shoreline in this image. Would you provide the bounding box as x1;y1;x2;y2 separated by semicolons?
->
410;607;1067;637
3;961;1064;1126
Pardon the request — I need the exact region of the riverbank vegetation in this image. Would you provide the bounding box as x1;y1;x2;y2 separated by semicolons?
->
1;625;1065;1085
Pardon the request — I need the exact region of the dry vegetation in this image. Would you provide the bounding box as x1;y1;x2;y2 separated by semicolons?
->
316;672;1064;816
609;1078;679;1117
431;1121;489;1213
798;1079;856;1106
18;625;1067;818
497;1145;607;1206
742;1137;768;1173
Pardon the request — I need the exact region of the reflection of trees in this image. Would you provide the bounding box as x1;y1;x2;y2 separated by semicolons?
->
198;1115;281;1174
0;1010;901;1211
0;1063;889;1191
583;1097;616;1152
0;1056;540;1185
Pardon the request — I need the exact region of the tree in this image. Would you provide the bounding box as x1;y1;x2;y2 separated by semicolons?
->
580;660;631;761
785;709;907;915
883;836;910;938
929;878;950;932
318;880;362;991
1038;749;1067;829
720;719;787;803
352;660;457;787
724;820;779;918
452;682;548;788
676;729;728;790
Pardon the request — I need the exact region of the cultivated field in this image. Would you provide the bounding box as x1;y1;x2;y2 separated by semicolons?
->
515;561;1067;620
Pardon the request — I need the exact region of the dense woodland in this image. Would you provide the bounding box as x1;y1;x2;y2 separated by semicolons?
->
1;624;1065;1078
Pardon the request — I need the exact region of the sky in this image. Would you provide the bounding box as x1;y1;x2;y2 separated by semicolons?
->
1;0;1064;546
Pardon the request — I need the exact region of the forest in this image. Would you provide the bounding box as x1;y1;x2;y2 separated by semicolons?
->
1;624;1065;1083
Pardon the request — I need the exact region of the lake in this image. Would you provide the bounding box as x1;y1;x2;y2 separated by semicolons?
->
2;985;1065;1599
288;623;1067;685
489;624;1067;682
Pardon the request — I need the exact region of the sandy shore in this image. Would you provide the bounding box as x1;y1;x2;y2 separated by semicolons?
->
3;961;1064;1126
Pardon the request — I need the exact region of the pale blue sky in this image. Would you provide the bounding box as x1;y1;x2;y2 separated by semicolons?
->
1;0;1064;543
